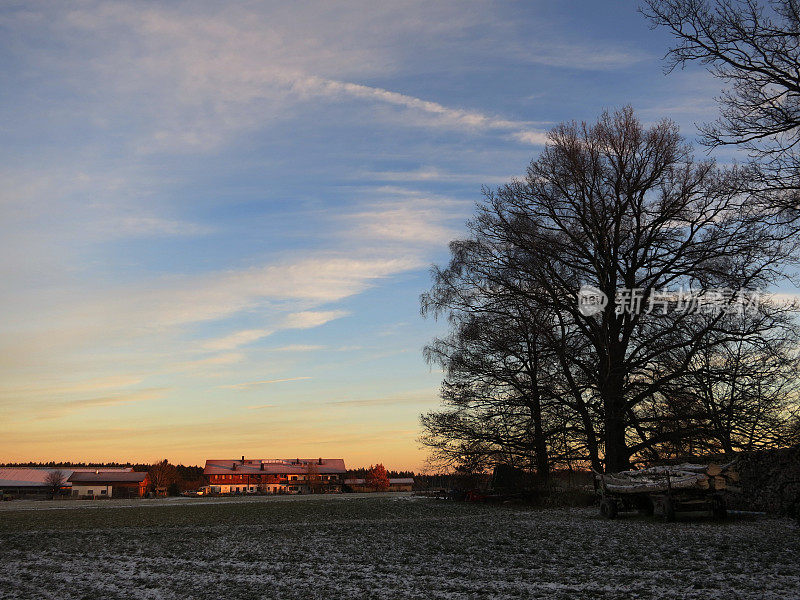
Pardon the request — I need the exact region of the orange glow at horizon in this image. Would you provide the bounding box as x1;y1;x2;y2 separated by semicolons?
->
0;431;430;472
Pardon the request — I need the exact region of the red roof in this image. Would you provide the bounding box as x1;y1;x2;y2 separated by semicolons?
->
68;471;148;484
0;468;70;487
0;468;135;488
204;458;346;476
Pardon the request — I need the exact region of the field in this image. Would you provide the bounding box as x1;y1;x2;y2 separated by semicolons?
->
1;494;798;599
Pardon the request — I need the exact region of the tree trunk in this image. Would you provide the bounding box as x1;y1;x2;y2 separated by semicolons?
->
602;361;630;472
605;411;629;473
528;347;550;481
578;408;602;473
532;401;549;480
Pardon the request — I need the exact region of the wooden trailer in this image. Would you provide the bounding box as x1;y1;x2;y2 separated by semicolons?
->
594;463;738;522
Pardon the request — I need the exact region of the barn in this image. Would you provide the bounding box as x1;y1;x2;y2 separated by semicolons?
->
344;477;415;492
68;470;150;498
0;467;143;499
0;468;69;498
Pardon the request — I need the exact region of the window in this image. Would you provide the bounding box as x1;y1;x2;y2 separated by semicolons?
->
100;490;107;495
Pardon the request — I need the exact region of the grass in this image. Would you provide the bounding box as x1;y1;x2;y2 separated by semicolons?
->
0;494;798;599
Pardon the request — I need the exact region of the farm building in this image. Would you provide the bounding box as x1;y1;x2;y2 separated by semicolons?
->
68;470;150;498
0;468;69;498
388;478;414;492
344;477;415;492
203;457;346;494
0;467;139;498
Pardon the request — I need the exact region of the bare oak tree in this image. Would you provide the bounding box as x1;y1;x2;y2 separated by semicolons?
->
148;459;177;496
421;107;798;473
421;234;598;476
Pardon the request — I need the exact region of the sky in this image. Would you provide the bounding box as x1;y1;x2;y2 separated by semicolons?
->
0;1;736;471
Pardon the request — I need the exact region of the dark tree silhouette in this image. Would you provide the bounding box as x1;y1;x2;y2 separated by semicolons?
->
421;107;798;473
45;469;67;499
148;459;178;496
643;0;800;213
682;311;800;456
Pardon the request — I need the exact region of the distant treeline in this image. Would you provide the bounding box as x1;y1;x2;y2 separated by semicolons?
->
1;461;140;468
1;461;200;476
346;468;414;479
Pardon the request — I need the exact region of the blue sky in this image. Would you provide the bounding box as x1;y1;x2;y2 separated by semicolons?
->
0;1;736;469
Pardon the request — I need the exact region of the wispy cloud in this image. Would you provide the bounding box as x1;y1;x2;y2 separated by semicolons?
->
290;76;548;144
358;166;513;184
342;187;471;246
265;344;325;352
179;353;245;370
325;389;436;408
30;388;168;420
13;4;558;153
64;389;166;410
220;376;312;391
202;329;273;352
0;375;144;402
283;310;349;329
518;42;649;71
107;215;211;237
81;256;417;333
511;130;550;145
201;311;348;352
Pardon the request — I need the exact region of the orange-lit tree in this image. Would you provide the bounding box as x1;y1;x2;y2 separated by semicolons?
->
365;464;390;491
148;459;178;497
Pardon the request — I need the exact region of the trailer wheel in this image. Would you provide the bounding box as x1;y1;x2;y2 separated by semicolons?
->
636;496;654;516
712;495;727;520
661;497;676;522
600;499;618;519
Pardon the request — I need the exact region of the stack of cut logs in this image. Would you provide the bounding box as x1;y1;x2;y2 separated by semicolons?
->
732;445;800;515
680;463;740;492
598;462;740;494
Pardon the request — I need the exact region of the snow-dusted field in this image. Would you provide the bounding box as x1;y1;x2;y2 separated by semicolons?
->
1;494;797;599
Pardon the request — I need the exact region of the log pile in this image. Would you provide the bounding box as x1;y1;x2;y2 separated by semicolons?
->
597;462;739;494
594;446;800;517
724;445;800;516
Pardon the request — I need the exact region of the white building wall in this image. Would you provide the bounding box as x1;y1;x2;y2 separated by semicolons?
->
72;484;112;497
207;484;258;494
206;483;309;494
